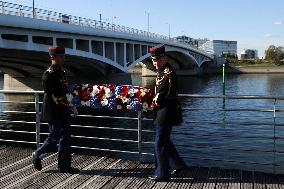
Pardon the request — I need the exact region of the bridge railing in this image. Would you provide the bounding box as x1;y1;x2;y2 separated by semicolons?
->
0;1;171;41
0;1;210;53
1;90;284;173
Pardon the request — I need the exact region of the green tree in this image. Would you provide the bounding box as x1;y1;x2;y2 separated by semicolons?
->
265;45;284;65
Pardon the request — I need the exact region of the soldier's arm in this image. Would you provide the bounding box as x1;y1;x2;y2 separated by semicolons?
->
155;76;169;106
165;72;177;99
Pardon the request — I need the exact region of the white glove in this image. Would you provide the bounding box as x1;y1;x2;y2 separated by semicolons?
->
71;106;78;117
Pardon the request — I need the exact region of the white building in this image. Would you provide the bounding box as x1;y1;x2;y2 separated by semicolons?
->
240;49;258;60
199;40;237;57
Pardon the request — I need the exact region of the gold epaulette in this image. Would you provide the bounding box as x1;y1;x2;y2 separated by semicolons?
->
52;94;70;107
152;93;159;106
164;67;172;75
46;67;54;74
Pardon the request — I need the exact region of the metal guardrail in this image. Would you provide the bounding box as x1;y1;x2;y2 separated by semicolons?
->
1;90;284;173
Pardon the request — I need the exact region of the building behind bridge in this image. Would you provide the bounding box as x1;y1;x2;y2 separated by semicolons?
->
240;49;258;60
199;40;238;57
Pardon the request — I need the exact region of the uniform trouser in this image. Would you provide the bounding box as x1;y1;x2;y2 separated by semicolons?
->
154;124;185;179
35;120;71;170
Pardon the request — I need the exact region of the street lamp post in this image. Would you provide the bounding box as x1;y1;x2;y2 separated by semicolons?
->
181;30;185;43
166;23;171;39
32;0;35;18
111;16;117;31
145;11;150;32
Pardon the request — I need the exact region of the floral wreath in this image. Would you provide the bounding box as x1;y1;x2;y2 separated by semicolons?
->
66;84;155;111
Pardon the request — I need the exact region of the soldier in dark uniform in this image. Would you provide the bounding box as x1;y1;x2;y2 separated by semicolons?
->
149;44;185;181
32;46;79;174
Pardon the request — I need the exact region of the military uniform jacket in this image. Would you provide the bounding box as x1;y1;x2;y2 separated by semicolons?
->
153;63;183;126
41;64;71;122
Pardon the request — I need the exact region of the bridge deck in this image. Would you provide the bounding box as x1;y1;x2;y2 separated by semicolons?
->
0;145;283;189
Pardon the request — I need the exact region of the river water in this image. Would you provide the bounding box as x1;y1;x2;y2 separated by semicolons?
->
1;73;284;174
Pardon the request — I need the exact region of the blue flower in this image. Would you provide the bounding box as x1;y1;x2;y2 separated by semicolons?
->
130;99;142;111
115;86;123;96
68;84;77;93
107;97;117;110
90;96;101;109
72;96;81;107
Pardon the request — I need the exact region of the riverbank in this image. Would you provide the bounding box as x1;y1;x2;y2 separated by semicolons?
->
129;64;284;76
204;65;284;74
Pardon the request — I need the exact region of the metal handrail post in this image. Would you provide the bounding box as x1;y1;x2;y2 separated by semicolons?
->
1;1;4;14
137;111;142;161
273;98;277;173
35;93;40;148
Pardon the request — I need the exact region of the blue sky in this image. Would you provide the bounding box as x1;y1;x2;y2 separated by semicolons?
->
5;0;284;57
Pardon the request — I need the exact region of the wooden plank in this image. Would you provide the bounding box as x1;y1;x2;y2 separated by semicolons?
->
253;171;266;189
164;166;190;189
190;167;210;189
151;180;168;189
277;174;284;189
101;161;140;189
0;147;32;168
177;166;199;189
0;153;32;177
202;167;219;189
78;159;133;189
123;163;154;189
227;169;241;189
240;171;253;189
50;157;117;189
22;155;95;189
134;164;157;189
0;153;58;189
1;146;284;189
0;145;8;151
262;172;278;189
215;168;230;189
0;146;12;156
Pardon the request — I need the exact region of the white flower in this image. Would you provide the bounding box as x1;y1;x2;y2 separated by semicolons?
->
105;88;113;98
140;89;146;96
142;102;148;110
66;93;73;103
74;90;79;96
126;105;131;109
91;85;100;96
128;88;136;97
101;98;108;106
122;97;130;104
117;105;122;109
81;101;90;106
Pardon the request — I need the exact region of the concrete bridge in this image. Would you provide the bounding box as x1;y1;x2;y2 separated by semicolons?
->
0;1;214;90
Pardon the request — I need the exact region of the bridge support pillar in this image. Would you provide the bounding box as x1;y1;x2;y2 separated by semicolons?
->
141;64;156;77
3;74;42;91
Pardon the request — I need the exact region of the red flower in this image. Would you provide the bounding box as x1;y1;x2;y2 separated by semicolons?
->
99;87;105;100
108;84;116;93
81;90;90;102
120;85;129;97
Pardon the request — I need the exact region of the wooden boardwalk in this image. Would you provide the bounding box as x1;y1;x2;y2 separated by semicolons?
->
0;145;284;189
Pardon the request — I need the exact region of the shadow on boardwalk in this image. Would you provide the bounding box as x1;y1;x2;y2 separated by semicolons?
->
0;145;284;189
